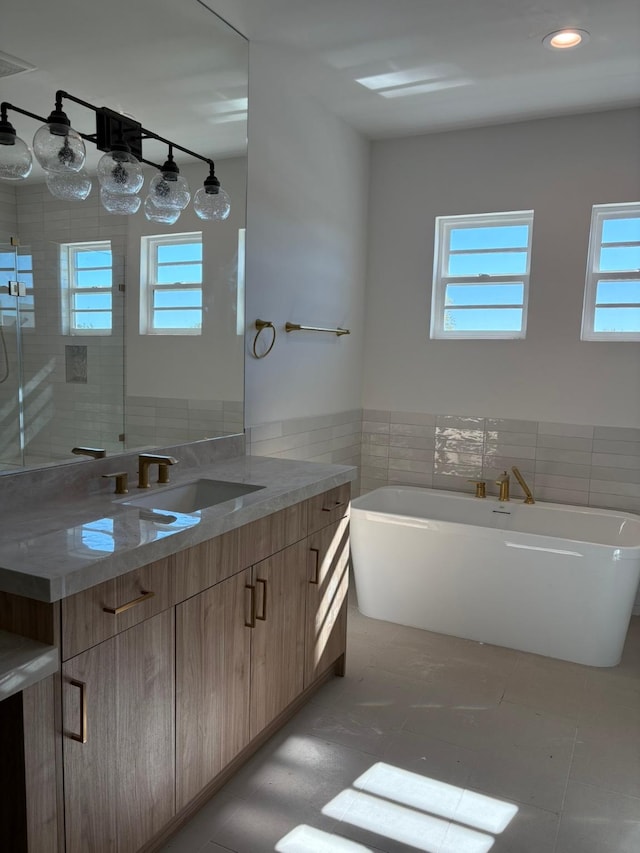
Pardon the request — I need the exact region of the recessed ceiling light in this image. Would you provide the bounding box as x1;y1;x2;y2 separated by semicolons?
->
543;29;590;50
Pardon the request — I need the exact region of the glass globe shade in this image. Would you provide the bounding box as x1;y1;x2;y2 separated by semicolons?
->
46;168;92;201
0;134;32;180
97;149;144;195
143;196;181;224
100;188;141;215
148;172;191;210
193;186;231;221
32;123;85;173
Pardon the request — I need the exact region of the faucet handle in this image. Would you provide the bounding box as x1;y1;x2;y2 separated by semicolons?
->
467;479;486;498
102;472;129;494
158;461;176;484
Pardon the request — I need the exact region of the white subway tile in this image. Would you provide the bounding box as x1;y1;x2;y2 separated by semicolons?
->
594;426;640;442
534;487;590;505
592;439;640;456
591;453;640;470
535;473;590;492
363;421;391;435
389;411;436;425
589;479;640;498
363;409;390;422
589;493;640;513
536;447;592;465
536;434;593;452
538;422;594;439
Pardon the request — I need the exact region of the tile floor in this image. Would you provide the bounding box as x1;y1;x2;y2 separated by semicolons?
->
161;595;640;853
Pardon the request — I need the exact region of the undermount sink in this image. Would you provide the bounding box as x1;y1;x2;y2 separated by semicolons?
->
121;479;265;513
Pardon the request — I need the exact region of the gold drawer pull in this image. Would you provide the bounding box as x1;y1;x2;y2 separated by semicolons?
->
245;583;256;628
322;500;346;512
69;679;87;744
309;548;320;585
256;578;267;621
103;590;155;615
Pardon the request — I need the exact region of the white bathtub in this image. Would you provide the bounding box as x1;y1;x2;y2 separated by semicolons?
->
350;487;640;667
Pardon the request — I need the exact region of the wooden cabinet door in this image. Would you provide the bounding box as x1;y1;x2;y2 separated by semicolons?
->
176;569;252;810
62;610;175;853
250;540;308;739
305;516;350;687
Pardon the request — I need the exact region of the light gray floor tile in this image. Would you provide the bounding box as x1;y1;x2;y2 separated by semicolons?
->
161;607;640;853
555;781;640;853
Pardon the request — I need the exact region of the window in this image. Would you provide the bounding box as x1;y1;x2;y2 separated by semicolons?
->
581;202;640;341
430;210;534;339
141;233;203;334
0;246;35;328
61;241;113;334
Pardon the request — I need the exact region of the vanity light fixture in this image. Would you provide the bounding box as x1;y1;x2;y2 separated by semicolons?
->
542;28;590;50
0;90;230;222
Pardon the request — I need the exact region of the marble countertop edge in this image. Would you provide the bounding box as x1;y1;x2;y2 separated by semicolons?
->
0;630;59;700
0;456;356;603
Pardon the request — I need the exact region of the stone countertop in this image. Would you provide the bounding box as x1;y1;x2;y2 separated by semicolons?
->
0;455;356;603
0;630;59;700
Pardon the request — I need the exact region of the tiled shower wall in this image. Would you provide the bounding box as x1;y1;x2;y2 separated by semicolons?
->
361;411;640;514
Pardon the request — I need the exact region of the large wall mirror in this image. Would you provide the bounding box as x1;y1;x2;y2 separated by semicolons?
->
0;0;247;473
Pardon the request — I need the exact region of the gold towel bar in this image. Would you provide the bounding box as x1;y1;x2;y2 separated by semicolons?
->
285;322;350;336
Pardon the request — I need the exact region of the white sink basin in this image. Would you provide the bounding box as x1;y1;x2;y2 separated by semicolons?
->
121;479;265;513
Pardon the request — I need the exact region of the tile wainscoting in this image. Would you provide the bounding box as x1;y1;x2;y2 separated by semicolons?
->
361;411;640;515
246;410;362;494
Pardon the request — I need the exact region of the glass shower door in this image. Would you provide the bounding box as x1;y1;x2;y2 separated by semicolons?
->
0;243;25;469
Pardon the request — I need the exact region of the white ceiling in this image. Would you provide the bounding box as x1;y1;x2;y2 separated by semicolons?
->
216;0;640;136
1;0;639;175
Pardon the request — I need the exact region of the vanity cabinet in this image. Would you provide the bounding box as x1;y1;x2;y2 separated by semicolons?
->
175;569;252;810
2;481;351;853
62;609;175;853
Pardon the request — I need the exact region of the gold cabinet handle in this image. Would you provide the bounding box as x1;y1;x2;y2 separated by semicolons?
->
69;679;87;744
309;548;320;585
322;500;346;512
245;583;256;628
256;578;267;621
102;590;155;615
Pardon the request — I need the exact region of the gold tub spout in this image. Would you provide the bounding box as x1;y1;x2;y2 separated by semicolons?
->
511;466;535;504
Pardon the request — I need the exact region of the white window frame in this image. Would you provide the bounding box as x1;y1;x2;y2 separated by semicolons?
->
430;210;534;340
141;232;203;335
61;240;113;336
581;202;640;342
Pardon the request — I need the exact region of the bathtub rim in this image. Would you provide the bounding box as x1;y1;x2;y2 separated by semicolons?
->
351;485;640;556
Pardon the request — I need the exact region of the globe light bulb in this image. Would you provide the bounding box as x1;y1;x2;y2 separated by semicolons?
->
148;154;191;210
46;168;92;201
100;188;141;215
0;118;32;180
97;142;144;195
33;122;85;173
143;195;181;224
193;185;231;221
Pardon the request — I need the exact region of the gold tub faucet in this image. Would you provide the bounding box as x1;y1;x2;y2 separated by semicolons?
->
511;466;535;504
496;471;510;502
137;454;178;488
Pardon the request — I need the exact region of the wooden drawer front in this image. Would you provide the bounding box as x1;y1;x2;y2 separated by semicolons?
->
173;528;241;603
307;483;351;534
61;557;172;660
238;501;307;568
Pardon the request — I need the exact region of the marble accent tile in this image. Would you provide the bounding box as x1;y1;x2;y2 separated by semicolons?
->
436;415;485;429
485;430;537;446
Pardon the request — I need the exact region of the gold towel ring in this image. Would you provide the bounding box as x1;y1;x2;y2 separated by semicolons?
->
252;319;276;359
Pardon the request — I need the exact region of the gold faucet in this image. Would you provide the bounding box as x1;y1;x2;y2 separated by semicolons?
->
511;466;535;504
71;446;106;459
137;454;178;489
496;471;510;502
467;479;487;498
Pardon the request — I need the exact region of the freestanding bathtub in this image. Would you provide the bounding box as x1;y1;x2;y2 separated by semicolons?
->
350;487;640;667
